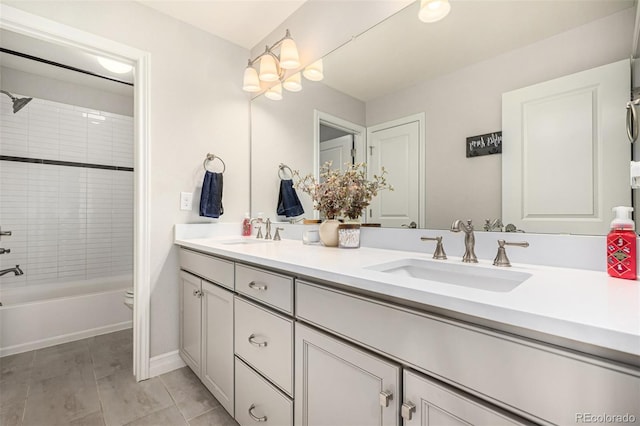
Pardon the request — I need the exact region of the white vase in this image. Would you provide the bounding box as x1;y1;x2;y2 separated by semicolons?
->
318;219;340;247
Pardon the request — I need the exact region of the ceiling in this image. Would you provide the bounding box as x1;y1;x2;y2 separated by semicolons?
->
322;0;636;102
137;0;308;50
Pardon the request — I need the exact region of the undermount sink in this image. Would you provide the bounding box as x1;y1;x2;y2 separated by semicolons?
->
220;239;272;245
366;258;531;292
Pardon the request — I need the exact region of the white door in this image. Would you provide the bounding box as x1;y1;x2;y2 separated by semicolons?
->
179;271;202;375
201;281;234;416
294;323;400;426
320;134;353;171
402;370;525;425
502;59;630;235
367;115;424;228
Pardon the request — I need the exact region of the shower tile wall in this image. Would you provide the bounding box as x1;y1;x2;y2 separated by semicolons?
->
0;96;133;287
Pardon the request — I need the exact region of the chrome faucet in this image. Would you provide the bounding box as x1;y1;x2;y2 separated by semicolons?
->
450;219;478;263
0;265;24;277
264;218;272;240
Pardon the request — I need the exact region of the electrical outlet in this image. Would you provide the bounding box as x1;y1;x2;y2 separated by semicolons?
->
180;192;193;210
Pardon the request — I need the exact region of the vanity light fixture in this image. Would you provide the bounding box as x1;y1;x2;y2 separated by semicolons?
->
418;0;451;23
97;56;133;74
265;82;283;101
243;29;300;92
243;30;325;100
283;72;302;92
302;59;324;81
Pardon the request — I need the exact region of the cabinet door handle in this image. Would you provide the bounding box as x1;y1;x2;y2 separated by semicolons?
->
248;281;268;291
192;289;203;298
401;402;416;421
248;404;267;422
248;334;268;348
379;390;393;407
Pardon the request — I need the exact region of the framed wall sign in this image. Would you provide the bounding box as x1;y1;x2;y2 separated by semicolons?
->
466;131;502;158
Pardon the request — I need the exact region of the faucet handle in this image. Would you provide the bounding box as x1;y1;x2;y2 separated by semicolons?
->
493;239;529;267
274;227;284;241
420;236;447;260
256;226;263;239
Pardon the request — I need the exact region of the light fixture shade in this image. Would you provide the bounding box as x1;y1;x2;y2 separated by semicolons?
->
259;54;279;82
97;56;133;74
279;38;300;69
283;72;302;92
418;0;451;23
303;59;324;81
265;83;283;101
242;66;261;92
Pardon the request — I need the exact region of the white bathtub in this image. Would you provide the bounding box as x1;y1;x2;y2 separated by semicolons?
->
0;276;133;357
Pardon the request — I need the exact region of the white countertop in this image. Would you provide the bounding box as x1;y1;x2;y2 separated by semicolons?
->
174;234;640;360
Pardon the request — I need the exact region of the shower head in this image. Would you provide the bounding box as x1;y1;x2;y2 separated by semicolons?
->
0;90;32;113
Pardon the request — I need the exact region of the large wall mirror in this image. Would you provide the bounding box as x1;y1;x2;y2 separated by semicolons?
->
251;0;638;235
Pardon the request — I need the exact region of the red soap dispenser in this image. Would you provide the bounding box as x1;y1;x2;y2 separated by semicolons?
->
606;206;637;280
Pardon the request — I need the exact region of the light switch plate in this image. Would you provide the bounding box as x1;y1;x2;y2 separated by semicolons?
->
180;192;193;210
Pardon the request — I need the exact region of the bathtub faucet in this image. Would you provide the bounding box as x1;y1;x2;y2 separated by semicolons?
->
0;265;23;276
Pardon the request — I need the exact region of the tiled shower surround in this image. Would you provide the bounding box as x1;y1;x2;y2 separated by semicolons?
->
0;95;133;287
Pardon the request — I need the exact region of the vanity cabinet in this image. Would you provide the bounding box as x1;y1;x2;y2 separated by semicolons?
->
295;280;639;425
178;250;235;416
179;270;202;373
177;245;639;426
295;323;401;426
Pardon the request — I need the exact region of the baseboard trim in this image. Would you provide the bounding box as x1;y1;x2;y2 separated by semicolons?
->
149;350;186;377
0;321;132;357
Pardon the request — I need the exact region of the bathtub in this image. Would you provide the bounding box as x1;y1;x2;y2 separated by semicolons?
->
0;276;133;357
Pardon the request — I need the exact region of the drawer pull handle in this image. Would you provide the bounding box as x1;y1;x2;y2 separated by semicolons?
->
248;281;268;291
379;390;393;408
248;404;267;422
401;402;416;420
248;334;268;348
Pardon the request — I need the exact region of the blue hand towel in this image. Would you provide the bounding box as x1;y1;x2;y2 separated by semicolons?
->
277;179;304;218
199;171;224;218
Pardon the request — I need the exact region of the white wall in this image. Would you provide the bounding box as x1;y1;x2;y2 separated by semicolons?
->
251;81;365;220
365;8;635;229
4;0;250;357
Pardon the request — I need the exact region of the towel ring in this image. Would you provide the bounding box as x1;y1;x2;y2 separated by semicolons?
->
278;163;293;179
203;153;226;173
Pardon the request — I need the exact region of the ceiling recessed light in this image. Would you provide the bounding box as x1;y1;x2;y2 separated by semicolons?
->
97;56;133;74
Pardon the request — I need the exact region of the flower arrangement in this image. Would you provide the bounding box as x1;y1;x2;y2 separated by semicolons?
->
293;162;393;220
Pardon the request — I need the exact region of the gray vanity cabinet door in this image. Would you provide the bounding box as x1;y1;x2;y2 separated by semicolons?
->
295;323;400;426
201;281;234;416
402;370;525;426
179;271;202;374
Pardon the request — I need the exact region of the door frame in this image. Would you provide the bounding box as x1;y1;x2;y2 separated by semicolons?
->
0;5;152;380
313;110;366;219
366;113;426;228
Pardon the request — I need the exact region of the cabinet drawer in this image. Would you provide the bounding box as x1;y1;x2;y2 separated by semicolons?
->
296;281;640;425
235;356;293;426
235;297;293;395
179;248;234;290
235;264;293;314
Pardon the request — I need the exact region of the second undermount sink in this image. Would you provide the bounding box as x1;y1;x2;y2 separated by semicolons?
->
366;258;531;292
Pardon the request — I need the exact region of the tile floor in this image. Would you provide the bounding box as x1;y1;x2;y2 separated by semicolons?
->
0;329;239;426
